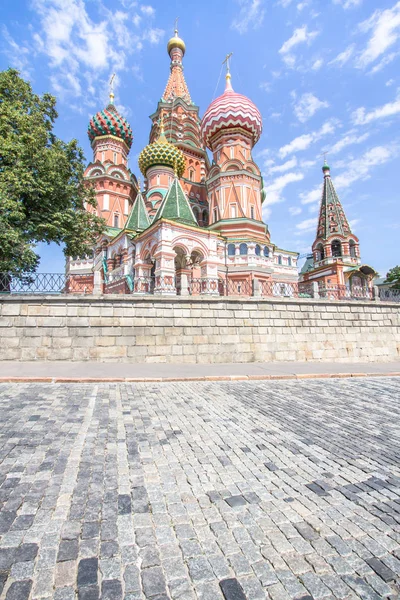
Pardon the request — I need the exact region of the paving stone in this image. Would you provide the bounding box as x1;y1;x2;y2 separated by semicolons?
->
5;580;32;600
77;557;98;587
219;577;247;600
1;379;400;600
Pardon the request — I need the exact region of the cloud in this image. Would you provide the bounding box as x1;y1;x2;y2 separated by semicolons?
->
293;92;329;122
386;78;395;86
295;217;317;234
289;206;302;216
259;81;271;93
268;157;298;173
1;26;32;78
329;131;370;154
333;0;362;8
334;145;394;188
369;51;399;74
300;185;321;205
329;44;355;66
311;58;323;70
357;2;400;69
279;120;337;158
279;26;319;67
27;0;164;103
263;172;304;207
231;0;265;34
352;94;400;125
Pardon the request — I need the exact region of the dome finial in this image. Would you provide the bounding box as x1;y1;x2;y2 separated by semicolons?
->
322;150;330;174
167;18;186;56
222;52;233;91
109;73;116;105
156;114;168;144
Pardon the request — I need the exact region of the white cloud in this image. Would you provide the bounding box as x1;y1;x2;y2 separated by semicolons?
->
357;2;400;69
289;206;302;216
369;51;399;74
333;0;362;8
329;131;370;154
386;78;395;86
295;217;317;234
1;26;31;78
259;81;271;93
141;5;155;17
144;28;164;44
300;185;321;205
268;157;298;173
29;0;163;103
311;58;323;70
352;94;400;125
231;0;265;34
279;26;319;67
262;172;304;207
329;44;355;66
334;145;394;188
293;92;329;122
279;120;337;158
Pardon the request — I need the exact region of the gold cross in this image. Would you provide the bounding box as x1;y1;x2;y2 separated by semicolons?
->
222;52;233;75
174;16;179;35
109;73;116;102
321;150;329;164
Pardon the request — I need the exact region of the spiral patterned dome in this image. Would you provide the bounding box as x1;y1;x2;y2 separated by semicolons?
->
138;129;186;178
88;103;133;149
201;76;262;149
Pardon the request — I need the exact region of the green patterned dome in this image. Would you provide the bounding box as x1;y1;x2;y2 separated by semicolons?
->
88;103;133;149
138;130;186;178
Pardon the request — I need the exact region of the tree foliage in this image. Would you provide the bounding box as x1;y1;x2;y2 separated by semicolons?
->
385;266;400;289
0;68;105;275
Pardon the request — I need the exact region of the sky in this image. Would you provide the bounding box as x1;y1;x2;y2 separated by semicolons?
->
1;0;400;277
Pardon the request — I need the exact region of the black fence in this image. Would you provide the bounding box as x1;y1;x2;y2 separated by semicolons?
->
1;272;399;302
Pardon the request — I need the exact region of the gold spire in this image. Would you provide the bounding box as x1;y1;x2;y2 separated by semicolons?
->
109;73;115;104
167;18;186;56
156;114;168;144
222;53;233;90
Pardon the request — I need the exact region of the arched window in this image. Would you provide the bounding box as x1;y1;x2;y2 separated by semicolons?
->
316;243;325;261
114;214;119;228
255;245;261;256
227;244;235;256
239;243;248;255
202;210;208;225
288;257;292;266
189;168;194;181
263;246;269;257
349;240;356;257
213;208;218;223
250;206;255;220
331;240;342;258
113;152;117;164
278;255;282;265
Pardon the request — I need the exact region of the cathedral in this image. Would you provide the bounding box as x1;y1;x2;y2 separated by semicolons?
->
69;27;299;295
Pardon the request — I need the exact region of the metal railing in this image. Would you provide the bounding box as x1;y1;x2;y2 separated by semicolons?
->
379;288;400;302
1;272;397;303
0;273;93;295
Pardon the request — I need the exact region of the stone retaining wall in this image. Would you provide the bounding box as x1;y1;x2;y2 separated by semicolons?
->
0;295;399;363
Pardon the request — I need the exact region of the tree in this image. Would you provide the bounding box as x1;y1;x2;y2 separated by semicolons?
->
385;266;400;290
0;68;105;276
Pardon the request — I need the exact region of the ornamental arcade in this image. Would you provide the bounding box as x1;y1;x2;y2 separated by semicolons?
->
68;27;301;295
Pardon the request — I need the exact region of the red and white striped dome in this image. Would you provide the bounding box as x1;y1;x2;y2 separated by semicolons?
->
201;76;262;149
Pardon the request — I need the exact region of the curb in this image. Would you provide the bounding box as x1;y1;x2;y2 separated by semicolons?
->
0;372;399;383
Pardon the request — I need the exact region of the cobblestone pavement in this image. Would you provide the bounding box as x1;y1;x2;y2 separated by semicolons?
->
0;378;400;600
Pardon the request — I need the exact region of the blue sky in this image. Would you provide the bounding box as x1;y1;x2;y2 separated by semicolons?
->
2;0;399;277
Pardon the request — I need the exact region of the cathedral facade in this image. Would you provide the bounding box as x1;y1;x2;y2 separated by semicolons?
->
69;28;299;295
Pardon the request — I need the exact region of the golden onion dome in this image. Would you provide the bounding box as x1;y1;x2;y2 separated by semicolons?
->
138;121;186;178
167;29;186;56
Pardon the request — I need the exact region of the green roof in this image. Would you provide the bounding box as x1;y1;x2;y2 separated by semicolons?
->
105;226;122;238
153;177;197;226
317;169;352;240
125;191;150;232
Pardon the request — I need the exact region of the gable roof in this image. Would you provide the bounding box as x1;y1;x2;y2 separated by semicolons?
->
153;177;197;226
125;191;150;232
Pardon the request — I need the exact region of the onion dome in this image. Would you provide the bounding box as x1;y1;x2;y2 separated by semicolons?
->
88;101;133;149
201;73;262;149
167;27;186;56
138;120;186;178
322;160;330;174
